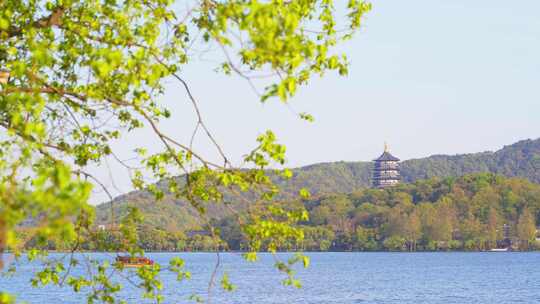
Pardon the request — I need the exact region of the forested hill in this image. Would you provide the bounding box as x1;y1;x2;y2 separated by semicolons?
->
278;138;540;196
401;139;540;184
96;138;540;229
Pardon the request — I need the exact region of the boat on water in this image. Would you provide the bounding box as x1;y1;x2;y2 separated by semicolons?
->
115;256;154;268
488;247;509;252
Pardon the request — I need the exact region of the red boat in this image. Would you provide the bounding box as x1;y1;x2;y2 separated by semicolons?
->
115;256;154;268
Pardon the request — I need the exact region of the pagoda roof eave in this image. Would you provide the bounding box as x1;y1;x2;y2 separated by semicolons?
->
373;151;400;162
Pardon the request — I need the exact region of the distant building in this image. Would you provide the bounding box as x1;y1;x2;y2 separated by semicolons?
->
372;143;401;188
499;223;512;249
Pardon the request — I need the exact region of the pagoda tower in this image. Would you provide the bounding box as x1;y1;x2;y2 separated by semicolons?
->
372;143;400;188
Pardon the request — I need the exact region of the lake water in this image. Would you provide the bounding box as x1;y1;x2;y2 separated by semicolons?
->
1;252;540;303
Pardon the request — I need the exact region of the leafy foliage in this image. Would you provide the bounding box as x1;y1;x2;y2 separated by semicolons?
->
0;0;372;302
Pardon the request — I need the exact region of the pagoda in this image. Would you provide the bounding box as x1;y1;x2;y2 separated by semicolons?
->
372;143;400;188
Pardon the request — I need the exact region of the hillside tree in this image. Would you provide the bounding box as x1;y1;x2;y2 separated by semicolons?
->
517;207;536;250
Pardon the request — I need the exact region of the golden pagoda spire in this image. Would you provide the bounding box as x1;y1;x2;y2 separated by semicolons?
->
384;141;389;152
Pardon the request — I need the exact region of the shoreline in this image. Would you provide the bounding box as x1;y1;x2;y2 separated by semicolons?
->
8;249;539;254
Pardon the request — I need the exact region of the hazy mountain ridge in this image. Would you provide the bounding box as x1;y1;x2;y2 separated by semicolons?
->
96;138;540;229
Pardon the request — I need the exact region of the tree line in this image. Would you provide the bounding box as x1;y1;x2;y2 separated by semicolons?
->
222;173;540;251
16;173;540;252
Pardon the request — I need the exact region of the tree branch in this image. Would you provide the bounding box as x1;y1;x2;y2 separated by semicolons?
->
4;8;65;38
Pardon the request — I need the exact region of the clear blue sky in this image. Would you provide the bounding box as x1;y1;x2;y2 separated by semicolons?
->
90;0;540;203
